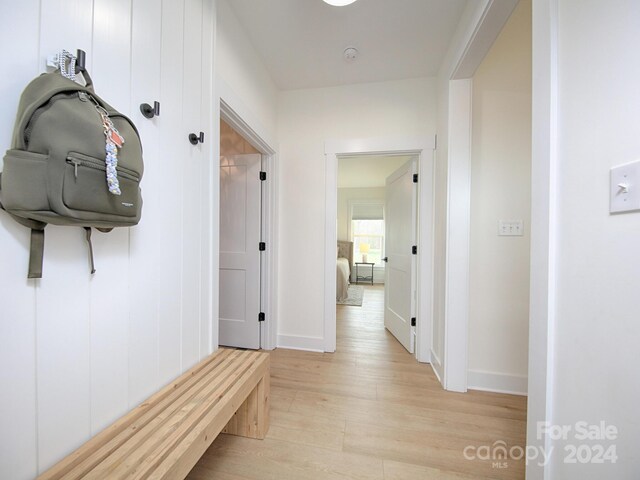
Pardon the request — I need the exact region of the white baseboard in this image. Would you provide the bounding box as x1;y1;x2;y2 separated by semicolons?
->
468;369;528;396
277;334;325;353
430;349;444;386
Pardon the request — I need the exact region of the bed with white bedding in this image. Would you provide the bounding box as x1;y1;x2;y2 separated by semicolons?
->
337;241;353;302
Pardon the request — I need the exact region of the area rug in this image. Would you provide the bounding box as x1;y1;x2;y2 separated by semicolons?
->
337;285;364;307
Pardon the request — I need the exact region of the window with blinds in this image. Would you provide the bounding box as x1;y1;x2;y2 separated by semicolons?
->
351;203;385;267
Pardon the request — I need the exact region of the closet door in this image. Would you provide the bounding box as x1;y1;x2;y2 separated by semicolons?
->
219;154;262;350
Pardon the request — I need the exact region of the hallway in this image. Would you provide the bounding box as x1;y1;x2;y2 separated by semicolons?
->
188;286;527;479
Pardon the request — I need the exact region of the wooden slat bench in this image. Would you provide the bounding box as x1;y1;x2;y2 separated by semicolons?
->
38;348;270;480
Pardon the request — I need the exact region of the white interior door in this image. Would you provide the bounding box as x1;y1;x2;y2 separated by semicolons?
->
384;158;417;353
219;154;262;349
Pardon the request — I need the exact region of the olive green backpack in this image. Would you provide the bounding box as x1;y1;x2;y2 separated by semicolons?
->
0;67;143;278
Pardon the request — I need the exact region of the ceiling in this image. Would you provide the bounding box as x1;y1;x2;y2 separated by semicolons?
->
338;155;413;188
227;0;469;90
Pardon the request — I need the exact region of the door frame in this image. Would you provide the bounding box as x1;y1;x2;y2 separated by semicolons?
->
324;136;435;362
214;78;278;350
436;0;521;392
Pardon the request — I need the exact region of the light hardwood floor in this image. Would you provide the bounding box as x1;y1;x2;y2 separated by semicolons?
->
188;285;527;479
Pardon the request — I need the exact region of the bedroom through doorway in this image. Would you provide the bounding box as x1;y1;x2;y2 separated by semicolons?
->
336;154;418;357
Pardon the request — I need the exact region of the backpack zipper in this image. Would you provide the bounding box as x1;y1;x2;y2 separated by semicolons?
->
67;154;139;182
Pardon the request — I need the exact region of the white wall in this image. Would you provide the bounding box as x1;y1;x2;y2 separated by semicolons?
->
468;0;531;395
432;0;490;383
215;0;278;140
0;0;214;477
277;78;437;346
530;0;640;477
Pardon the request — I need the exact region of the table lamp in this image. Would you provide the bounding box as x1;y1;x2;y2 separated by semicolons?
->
359;243;370;263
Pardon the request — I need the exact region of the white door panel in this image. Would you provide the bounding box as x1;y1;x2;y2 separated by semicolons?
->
219;154;261;349
385;158;417;353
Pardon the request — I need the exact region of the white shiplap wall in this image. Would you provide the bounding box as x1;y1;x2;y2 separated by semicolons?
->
0;0;215;478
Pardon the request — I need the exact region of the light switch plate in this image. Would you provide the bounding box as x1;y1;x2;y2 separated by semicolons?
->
498;220;524;236
610;160;640;214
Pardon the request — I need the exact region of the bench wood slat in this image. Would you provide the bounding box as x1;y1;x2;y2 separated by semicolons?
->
87;353;261;479
142;357;268;480
222;372;269;439
38;348;238;480
37;349;270;480
49;349;244;480
81;352;255;479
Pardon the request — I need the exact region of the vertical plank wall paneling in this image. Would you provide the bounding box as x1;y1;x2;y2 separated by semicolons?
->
0;1;40;478
89;0;133;436
0;0;215;477
181;0;204;370
35;0;95;470
128;0;163;408
157;0;186;386
200;0;215;357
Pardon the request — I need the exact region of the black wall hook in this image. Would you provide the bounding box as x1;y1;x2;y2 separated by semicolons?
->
189;132;205;145
140;101;160;119
76;49;86;73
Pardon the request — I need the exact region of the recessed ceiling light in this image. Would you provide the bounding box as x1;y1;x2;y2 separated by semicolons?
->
323;0;358;6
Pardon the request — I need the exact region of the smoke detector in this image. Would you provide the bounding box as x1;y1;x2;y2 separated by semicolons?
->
343;47;359;63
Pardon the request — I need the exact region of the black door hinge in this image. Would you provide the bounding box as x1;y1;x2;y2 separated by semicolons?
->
413;173;418;183
412;245;417;255
259;242;266;251
258;312;265;322
411;317;416;327
259;171;267;181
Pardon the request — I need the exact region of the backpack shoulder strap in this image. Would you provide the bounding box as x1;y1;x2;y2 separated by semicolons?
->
12;215;46;279
6;212;47;279
28;228;46;279
0;173;47;278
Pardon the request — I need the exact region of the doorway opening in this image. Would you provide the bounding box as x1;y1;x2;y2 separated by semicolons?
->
324;136;435;364
218;119;263;349
336;154;419;357
217;100;277;351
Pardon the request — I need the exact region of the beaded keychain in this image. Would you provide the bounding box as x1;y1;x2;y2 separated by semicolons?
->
94;102;125;196
55;49;124;196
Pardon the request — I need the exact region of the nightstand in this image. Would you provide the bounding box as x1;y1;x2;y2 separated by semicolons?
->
354;262;375;285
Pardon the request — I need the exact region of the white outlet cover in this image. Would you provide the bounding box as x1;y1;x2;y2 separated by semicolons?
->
610;160;640;214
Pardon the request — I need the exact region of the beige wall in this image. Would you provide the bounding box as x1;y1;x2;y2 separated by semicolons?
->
468;0;531;392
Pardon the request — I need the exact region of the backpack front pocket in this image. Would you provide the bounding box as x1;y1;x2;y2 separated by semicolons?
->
0;149;50;212
63;152;140;218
